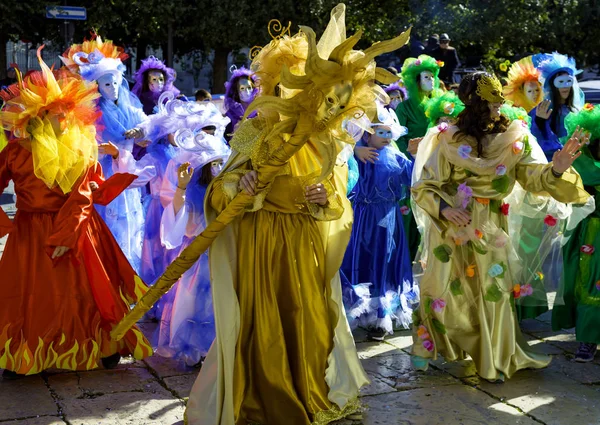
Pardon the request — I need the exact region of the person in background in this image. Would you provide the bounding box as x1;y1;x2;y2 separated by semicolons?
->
424;34;439;55
433;34;461;86
195;89;212;102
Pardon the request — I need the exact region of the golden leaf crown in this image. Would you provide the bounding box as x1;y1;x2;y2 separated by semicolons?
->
476;74;504;103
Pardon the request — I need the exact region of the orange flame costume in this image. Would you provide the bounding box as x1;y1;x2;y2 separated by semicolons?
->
0;51;152;375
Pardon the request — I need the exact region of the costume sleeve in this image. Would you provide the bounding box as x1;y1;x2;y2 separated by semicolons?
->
529;108;563;161
91;161;137;206
207;162;252;213
411;144;454;231
395;102;411;156
46;168;94;257
112;149;156;188
160;202;189;250
0;145;13;237
347;155;359;196
515;158;590;204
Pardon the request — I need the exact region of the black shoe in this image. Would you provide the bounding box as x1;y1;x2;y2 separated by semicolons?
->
367;327;387;341
101;353;121;369
2;369;22;380
574;342;598;363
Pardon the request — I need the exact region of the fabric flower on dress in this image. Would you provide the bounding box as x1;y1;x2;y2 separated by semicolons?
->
514;283;533;299
458;144;472;159
466;264;476;278
596;281;600;291
500;203;510;216
475;197;490;205
488;263;505;278
512;141;524;154
494;233;508;248
417;325;430;340
584;103;594;111
437;122;449;132
544;214;558;226
474;229;484;239
422;339;434;352
495;164;507;176
535;271;544;281
580;245;595;255
457;182;473;208
400;206;410;215
432;299;446;313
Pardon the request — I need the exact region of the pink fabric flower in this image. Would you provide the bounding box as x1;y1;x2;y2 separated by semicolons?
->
458;144;472;159
512;141;524;154
423;340;435;352
520;284;533;297
495;164;507;176
458;182;473;208
580;245;595;255
400;206;410;215
494;233;508;248
417;325;430;340
437;122;449;132
432;299;446;313
415;60;422;66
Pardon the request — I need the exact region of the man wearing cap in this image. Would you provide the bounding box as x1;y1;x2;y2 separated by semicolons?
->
433;34;460;85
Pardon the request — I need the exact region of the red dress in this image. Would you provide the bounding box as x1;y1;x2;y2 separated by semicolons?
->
0;143;152;374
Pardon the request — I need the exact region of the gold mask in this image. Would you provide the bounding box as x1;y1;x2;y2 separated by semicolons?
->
476;74;504;103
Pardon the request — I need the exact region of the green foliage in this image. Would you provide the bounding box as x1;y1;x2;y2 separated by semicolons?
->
433;244;453;263
484;281;504;302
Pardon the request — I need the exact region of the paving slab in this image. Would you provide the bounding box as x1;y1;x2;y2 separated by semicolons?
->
58;389;185;425
360;385;540;425
474;366;600;425
2;416;66;425
48;368;160;400
361;353;459;391
163;372;200;399
356;341;405;359
532;331;580;354
430;357;478;378
143;355;197;379
0;375;57;421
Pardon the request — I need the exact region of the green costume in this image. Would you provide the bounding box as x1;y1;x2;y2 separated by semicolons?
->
395;55;442;260
553;105;600;343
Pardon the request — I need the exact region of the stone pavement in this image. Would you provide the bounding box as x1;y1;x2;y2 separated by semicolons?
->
1;184;600;424
1;316;600;425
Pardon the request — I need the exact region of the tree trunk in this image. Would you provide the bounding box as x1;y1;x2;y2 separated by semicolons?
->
212;47;229;95
0;34;7;80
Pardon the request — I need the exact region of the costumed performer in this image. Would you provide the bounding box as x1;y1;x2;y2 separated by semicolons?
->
530;52;584;161
223;67;258;141
62;39;158;274
552;104;600;362
342;102;416;341
424;90;464;127
0;53;152;378
503;56;543;113
185;4;408;423
152;100;230;366
410;72;591;382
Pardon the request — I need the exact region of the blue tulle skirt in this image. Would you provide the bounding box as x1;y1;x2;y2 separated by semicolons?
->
152;235;215;365
341;200;417;334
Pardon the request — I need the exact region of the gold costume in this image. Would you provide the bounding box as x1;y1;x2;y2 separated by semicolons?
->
411;121;589;381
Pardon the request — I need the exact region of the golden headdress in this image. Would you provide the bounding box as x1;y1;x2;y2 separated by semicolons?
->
239;3;409;181
502;56;542;112
0;47;100;193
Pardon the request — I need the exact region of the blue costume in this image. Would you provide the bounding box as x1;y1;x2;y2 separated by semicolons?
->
342;142;416;335
530;52;584;160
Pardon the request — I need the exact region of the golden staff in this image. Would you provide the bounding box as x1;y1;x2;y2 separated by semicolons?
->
110;120;312;340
